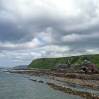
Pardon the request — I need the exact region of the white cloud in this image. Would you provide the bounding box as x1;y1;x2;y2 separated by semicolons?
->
63;34;80;42
1;0;95;24
30;52;41;59
40;51;46;56
0;41;17;48
49;52;63;57
1;0;74;19
36;27;56;44
24;38;43;48
62;33;99;42
86;48;99;54
40;45;70;53
0;38;42;49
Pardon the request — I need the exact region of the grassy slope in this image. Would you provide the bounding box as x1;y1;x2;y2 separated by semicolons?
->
28;54;99;69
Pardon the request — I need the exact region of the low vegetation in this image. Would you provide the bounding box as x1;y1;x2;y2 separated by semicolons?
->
28;54;99;69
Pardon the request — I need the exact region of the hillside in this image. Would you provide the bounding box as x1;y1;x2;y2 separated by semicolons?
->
28;54;99;69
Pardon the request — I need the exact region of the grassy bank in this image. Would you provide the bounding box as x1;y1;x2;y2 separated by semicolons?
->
28;54;99;69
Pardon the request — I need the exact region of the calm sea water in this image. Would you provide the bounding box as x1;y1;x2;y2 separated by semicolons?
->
0;71;83;99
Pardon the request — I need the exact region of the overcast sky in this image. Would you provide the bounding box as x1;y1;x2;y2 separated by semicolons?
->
0;0;99;67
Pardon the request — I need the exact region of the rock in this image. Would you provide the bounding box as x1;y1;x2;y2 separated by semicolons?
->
82;60;98;73
53;63;67;70
74;60;98;73
53;61;72;70
38;80;44;83
47;82;99;99
74;64;82;71
32;79;37;82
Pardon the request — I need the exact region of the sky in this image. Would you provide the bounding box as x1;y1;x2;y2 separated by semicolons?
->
0;0;99;67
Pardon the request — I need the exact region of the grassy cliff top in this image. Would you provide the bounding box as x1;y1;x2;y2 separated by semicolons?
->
28;54;99;69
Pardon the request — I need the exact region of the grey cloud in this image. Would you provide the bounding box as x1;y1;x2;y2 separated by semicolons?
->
0;0;99;43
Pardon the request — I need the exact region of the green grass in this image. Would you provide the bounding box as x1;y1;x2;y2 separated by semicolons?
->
28;54;99;69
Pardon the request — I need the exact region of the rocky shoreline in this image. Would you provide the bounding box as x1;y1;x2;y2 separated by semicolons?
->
27;77;99;99
9;69;99;98
10;69;99;89
47;83;99;99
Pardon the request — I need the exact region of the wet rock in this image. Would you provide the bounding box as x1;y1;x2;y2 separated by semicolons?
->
47;83;99;99
32;79;37;82
28;77;37;82
38;80;44;83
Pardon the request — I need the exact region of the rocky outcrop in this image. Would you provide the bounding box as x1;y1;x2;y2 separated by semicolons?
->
53;60;71;70
28;77;44;83
82;60;98;73
47;83;99;99
74;60;98;73
38;80;44;83
53;60;98;73
53;63;68;70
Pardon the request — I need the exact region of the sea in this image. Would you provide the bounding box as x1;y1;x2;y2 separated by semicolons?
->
0;70;98;99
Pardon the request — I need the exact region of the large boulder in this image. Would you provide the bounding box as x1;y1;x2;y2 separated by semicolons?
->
75;60;98;73
82;60;98;73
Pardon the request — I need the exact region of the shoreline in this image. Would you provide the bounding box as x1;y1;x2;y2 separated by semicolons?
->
47;83;99;99
9;69;99;90
9;69;99;98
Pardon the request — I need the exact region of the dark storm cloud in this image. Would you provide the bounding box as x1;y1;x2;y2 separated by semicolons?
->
0;22;27;42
